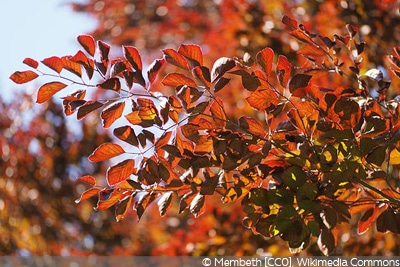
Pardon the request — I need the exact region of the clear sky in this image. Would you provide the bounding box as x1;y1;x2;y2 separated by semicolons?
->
0;0;96;101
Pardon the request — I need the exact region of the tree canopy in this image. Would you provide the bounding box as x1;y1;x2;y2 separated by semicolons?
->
5;0;400;256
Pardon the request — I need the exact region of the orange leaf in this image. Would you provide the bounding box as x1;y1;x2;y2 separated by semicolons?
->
125;111;142;125
290;29;315;45
101;101;125;128
70;50;95;79
239;116;266;137
297;44;326;57
246;88;280;111
147;58;165;84
95;189;123;211
77;35;96;57
210;98;226;127
139;107;158;120
9;70;38;84
156;131;173;150
163;48;189;69
61;56;82;77
42;56;63;73
178;44;203;67
75;187;101;203
282;15;298;29
23;58;39;69
77;175;96;185
162;73;197;88
107;159;136;186
88;143;125;162
123;45;142;71
257;47;274;76
114;126;139;146
36;82;67;104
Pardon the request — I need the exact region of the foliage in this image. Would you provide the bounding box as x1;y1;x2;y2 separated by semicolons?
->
10;9;400;254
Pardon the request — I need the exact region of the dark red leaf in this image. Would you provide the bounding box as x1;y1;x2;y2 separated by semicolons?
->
346;24;358;38
110;61;127;77
77;101;103;120
113;126;139;147
98;78;121;92
211;57;236;82
70;50;95;79
214;77;230;92
98;40;110;62
193;66;211;88
158;191;173;217
115;196;133;222
9;70;38;84
77;35;96;57
106;159;136;186
289;74;312;96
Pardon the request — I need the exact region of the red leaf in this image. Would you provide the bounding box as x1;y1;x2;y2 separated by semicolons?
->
193;66;211;88
61;56;82;77
42;56;64;73
210;98;226;127
257;47;274;77
77;175;96;185
156;131;173;150
9;70;38;84
101;101;125;128
107;159;136;186
23;58;39;69
77;101;104;120
276;55;292;87
163;48;189;69
123;46;142;71
75;187;101;204
36;82;67;104
147;58;165;84
290;29;314;45
77;35;96;57
282;15;298;29
95;189;123;211
70;50;95;79
289;74;312;96
89;143;125;162
246;87;280;111
178;44;203;67
116;196;133;221
346;24;358;38
162;73;197;88
98;78;121;92
297;44;326;57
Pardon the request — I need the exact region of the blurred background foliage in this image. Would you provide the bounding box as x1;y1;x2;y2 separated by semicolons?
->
1;0;400;256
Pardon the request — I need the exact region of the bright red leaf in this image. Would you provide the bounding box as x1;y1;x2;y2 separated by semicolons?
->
77;34;96;57
178;44;203;67
42;56;64;73
36;82;67;104
123;46;142;71
101;101;125;128
257;47;274;77
9;70;39;84
89;143;125;162
106;159;136;186
163;48;189;70
23;58;39;69
246;87;280;111
162;73;197;88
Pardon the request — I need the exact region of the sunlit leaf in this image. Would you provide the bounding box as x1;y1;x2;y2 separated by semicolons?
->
276;55;292;87
357;205;386;235
9;70;39;84
75;187;101;204
290;29;314;45
106;159;136;186
162;73;197;88
256;47;274;77
178;44;203;67
77;34;96;57
89;143;125;162
162;48;189;69
61;56;82;77
23;57;39;69
210;98;226;127
389;148;400;165
70;50;95;79
211;57;236;82
42;56;63;73
193;66;211;88
246;87;280;111
77;175;96;185
239;116;266;137
101;101;125;128
95;189;123;211
36;82;67;104
123;45;142;71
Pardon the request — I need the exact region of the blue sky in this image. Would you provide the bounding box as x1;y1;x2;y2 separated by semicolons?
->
0;0;96;101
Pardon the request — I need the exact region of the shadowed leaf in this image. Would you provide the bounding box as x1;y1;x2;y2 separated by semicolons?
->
101;101;125;128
